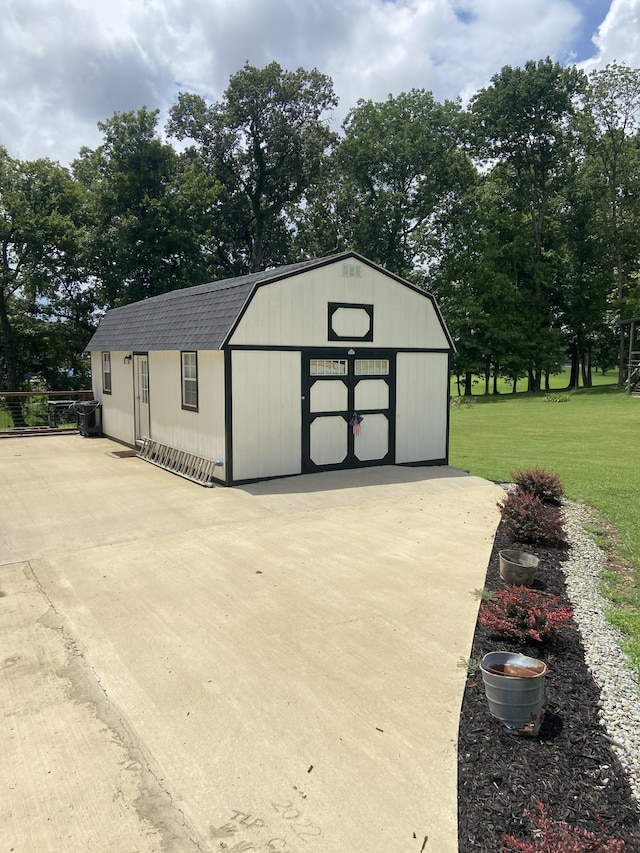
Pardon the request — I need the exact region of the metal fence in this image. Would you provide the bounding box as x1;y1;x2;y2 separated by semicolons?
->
0;390;94;436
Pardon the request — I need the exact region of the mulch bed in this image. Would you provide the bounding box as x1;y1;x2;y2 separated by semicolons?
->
457;521;640;851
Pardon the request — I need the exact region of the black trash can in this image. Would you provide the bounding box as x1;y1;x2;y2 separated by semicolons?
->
76;401;102;437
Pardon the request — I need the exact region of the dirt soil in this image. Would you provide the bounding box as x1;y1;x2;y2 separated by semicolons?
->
457;522;640;852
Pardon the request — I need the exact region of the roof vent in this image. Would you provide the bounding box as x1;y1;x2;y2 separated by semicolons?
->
342;264;362;278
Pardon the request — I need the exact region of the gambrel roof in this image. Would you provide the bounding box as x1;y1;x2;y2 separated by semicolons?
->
85;257;320;352
86;251;451;352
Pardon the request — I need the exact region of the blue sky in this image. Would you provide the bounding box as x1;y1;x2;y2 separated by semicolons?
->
1;0;638;166
572;0;615;60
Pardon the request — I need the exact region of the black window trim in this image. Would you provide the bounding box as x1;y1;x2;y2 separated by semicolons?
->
102;351;112;395
181;350;199;412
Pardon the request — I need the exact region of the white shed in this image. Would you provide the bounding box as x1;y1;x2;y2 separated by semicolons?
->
85;252;453;486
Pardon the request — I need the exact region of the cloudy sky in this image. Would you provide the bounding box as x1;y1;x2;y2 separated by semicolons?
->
2;0;639;166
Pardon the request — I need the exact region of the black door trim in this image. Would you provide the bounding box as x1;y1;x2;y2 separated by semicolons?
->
301;348;396;473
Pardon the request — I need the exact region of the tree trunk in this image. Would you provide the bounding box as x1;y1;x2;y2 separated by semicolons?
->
618;328;626;386
609;178;627;386
567;342;579;390
527;368;540;392
0;289;26;427
581;345;593;388
492;367;499;395
464;372;473;396
0;290;19;391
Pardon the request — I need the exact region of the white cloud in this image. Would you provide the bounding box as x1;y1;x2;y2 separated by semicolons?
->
580;0;640;71
0;0;637;166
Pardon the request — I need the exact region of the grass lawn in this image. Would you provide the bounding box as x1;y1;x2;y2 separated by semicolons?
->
449;384;640;676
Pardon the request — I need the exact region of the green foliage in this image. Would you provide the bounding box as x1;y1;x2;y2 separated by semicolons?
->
461;59;586;392
605;610;640;674
74;107;214;308
579;63;640;381
317;89;473;277
473;587;497;601
545;394;570;402
167;62;338;275
0;147;87;396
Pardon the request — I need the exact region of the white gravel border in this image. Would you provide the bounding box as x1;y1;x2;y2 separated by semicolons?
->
560;501;640;804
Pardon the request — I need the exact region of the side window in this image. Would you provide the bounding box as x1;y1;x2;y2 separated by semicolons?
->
181;351;198;411
102;352;112;394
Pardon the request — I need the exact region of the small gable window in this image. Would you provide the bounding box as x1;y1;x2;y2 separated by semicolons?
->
181;351;198;411
102;352;112;394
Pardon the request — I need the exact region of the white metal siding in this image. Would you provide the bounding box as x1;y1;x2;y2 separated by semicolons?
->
150;351;226;477
232;351;301;481
228;265;449;350
395;353;448;463
91;350;135;444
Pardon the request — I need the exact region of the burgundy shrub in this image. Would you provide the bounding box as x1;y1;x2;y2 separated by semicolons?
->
478;585;573;643
511;467;564;505
499;489;566;547
502;803;639;852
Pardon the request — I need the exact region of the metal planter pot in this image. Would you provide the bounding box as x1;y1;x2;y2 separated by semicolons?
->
498;549;539;585
480;651;547;737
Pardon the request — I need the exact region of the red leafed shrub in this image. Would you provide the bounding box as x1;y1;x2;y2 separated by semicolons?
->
499;489;566;547
511;467;564;505
502;803;639;852
478;585;573;643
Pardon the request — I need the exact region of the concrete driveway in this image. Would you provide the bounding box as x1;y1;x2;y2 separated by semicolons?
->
0;435;502;852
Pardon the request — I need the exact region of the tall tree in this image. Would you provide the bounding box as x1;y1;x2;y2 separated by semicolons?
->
469;58;585;390
299;90;473;278
556;156;614;388
167;62;338;275
431;167;553;395
75;107;216;308
0;147;84;397
579;62;640;383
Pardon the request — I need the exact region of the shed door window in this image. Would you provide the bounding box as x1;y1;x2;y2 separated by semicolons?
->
140;358;149;404
102;352;112;394
181;352;198;411
310;359;347;376
355;359;389;376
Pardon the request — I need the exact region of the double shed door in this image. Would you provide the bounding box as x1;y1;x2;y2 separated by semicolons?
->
302;350;395;473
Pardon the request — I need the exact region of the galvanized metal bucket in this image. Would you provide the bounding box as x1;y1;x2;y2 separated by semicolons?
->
480;651;547;736
498;549;539;585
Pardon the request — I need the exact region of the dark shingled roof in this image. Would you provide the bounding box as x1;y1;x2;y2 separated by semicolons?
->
85;256;328;352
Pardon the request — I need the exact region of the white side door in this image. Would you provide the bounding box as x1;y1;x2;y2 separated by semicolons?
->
133;354;150;443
